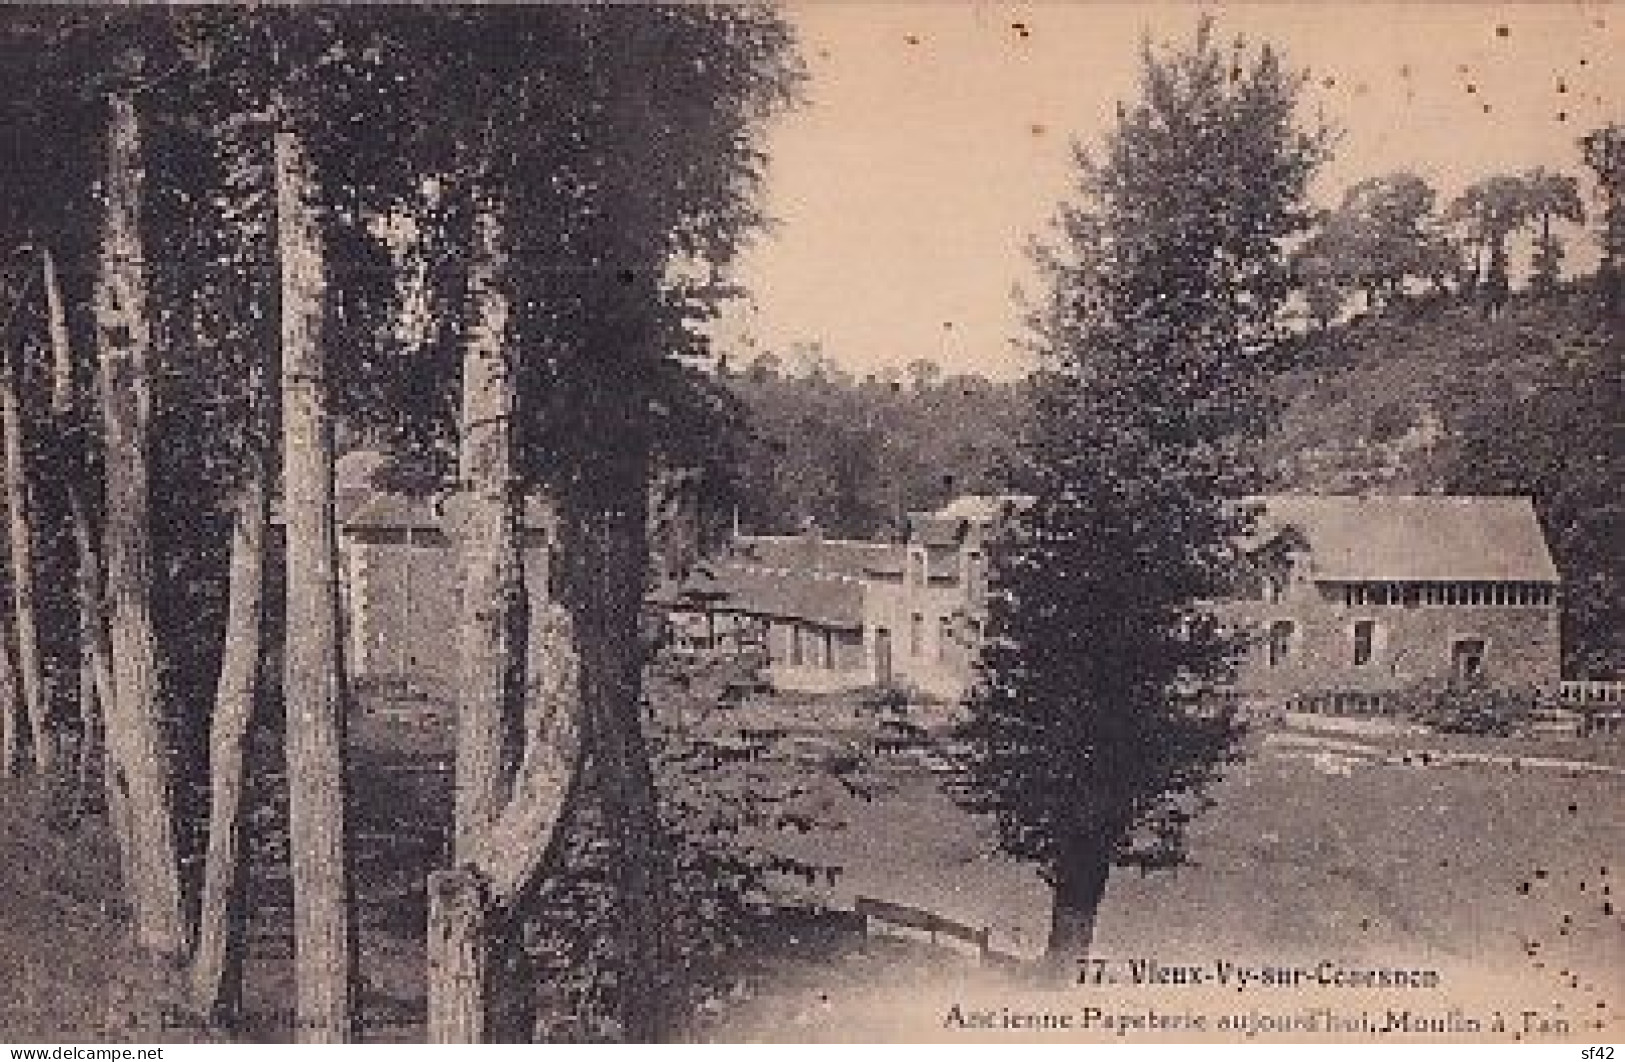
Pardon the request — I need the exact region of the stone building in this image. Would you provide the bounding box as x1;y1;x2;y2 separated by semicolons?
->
337;465;557;697
1226;494;1562;702
861;495;1031;698
661;495;1030;697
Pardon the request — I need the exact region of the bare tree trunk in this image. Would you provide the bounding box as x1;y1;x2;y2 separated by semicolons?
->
74;604;97;799
44;244;108;820
94;84;187;960
0;610;18;778
453;195;521;857
275;122;355;1044
427;868;489;1044
570;501;675;1043
2;339;47;772
189;470;268;1022
69;500;118;795
1043;836;1114;985
433;194;521;1044
429;194;582;1044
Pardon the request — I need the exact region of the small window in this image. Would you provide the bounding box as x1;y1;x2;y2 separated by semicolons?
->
1451;637;1487;681
938;616;954;662
1352;620;1375;666
910;612;925;657
1267;620;1295;668
908;551;927;586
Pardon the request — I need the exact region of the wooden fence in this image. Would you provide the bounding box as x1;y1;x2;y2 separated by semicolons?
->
1559;680;1625;706
853;895;996;966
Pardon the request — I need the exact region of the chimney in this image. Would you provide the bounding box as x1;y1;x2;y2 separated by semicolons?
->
801;515;822;570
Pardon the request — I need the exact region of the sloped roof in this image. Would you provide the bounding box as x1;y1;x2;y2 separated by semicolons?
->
335;486;374;525
346;492;438;531
1251;494;1559;583
911;516;965;548
685;562;864;630
933;493;1035;524
906;495;1035;548
729;535;905;579
336;448;390;493
344;491;556;534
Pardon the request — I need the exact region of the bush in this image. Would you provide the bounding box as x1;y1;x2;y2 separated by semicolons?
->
1390;677;1539;736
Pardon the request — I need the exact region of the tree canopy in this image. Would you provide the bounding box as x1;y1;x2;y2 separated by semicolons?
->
956;19;1330;969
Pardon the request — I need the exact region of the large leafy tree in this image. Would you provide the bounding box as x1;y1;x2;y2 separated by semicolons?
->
1522;166;1585;295
325;7;803;1040
1580;123;1625;313
1296;172;1451;315
1447;174;1534;313
956;19;1329;975
1448;321;1624;678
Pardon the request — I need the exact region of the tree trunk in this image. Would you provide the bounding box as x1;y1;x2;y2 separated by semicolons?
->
0;610;17;778
430;193;583;1043
66;474;125;883
189;471;268;1023
43;246;73;420
94;84;187;960
275;123;355;1044
571;500;675;1043
1043;838;1114;984
42;245;113;820
74;603;98;802
453;194;522;860
427;869;488;1044
69;498;118;796
2;334;47;772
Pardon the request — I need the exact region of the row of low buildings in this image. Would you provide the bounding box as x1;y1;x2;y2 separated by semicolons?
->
657;493;1564;703
330;446;1566;706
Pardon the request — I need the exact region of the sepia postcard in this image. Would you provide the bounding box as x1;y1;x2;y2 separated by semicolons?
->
0;0;1619;1049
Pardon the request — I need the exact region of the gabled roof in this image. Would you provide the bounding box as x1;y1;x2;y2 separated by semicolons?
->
681;562;864;630
346;492;439;531
933;493;1035;524
344;491;556;534
910;515;966;548
906;494;1034;549
1250;494;1560;583
729;535;905;579
336;448;390;493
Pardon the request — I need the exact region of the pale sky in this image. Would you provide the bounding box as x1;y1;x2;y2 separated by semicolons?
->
714;1;1624;379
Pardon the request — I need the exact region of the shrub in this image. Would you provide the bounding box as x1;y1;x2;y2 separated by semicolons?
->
1390;676;1539;736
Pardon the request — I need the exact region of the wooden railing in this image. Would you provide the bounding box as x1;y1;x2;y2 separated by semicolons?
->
1559;680;1625;706
854;895;995;965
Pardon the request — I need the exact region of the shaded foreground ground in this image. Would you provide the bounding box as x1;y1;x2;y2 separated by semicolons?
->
715;719;1625;1041
1;698;1620;1043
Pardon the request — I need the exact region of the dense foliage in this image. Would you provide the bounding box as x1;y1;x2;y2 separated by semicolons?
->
953;20;1330;964
721;349;1032;538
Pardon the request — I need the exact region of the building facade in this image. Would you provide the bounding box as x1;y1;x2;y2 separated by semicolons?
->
662;495;1030;697
339;487;558;698
1226;495;1562;700
337;463;1562;710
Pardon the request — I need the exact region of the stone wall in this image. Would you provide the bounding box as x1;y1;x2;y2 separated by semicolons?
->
1226;582;1561;695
